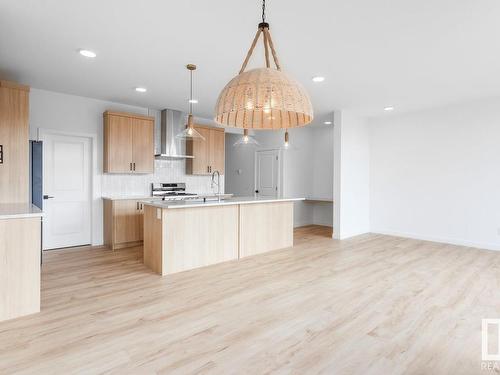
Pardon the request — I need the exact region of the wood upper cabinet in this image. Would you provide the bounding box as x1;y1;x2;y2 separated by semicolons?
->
132;118;154;173
186;126;225;175
104;113;132;173
0;80;30;204
187;127;211;175
209;128;225;174
103;111;154;174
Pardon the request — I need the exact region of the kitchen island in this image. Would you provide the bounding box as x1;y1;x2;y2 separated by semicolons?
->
142;197;304;275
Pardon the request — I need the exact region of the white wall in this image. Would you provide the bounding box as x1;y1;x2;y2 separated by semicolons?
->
369;98;500;250
334;111;371;239
30;88;220;246
225;126;334;227
311;126;334;226
225;133;256;197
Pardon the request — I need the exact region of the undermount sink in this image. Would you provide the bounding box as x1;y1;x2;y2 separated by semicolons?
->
192;194;233;202
197;195;226;202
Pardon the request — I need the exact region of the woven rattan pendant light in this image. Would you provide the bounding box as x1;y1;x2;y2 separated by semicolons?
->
214;0;313;130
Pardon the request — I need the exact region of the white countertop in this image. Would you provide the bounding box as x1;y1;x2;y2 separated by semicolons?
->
305;197;334;203
103;194;234;201
0;203;43;220
102;195;161;201
143;196;305;209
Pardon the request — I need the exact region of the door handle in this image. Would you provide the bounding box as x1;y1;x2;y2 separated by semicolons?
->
43;195;54;200
255;190;259;194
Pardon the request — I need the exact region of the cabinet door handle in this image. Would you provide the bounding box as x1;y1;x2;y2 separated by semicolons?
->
136;202;139;210
130;162;133;171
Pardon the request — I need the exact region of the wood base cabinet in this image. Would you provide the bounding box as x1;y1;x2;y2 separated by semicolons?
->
0;217;41;322
103;199;144;250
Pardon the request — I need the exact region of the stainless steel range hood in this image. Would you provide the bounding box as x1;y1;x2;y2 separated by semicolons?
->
155;109;194;159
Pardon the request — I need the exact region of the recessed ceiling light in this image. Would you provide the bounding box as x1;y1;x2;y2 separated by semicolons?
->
312;76;325;82
78;49;96;58
135;87;147;93
384;106;395;111
188;99;198;104
324;121;332;125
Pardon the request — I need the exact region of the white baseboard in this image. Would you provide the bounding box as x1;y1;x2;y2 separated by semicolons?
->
294;220;312;228
312;219;333;227
294;220;333;228
372;229;500;252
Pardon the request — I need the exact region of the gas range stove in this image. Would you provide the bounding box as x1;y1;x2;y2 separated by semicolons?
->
151;183;199;201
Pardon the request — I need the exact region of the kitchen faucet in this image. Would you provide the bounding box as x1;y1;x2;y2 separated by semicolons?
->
211;170;221;202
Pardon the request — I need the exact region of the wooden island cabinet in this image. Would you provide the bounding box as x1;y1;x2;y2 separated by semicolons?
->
143;197;303;276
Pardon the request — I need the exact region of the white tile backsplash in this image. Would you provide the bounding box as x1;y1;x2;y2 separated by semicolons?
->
102;159;224;197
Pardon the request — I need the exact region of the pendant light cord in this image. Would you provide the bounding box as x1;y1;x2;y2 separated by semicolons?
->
262;0;266;23
189;68;193;115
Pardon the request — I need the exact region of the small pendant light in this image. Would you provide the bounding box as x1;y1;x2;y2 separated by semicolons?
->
283;130;290;149
233;129;260;147
176;64;205;141
282;129;297;151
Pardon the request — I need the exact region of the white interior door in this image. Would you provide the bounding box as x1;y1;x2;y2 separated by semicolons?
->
255;149;280;197
42;133;91;250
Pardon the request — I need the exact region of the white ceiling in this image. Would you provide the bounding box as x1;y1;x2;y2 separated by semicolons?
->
1;0;500;123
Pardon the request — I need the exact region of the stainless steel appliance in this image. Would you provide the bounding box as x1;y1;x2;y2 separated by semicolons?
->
29;140;43;209
155;109;194;159
151;183;199;201
29;140;43;264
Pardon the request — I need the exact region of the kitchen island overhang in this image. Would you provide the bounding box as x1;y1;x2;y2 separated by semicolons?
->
142;197;304;276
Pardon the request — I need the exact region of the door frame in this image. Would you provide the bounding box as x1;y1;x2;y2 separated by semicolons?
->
37;128;98;247
254;148;283;197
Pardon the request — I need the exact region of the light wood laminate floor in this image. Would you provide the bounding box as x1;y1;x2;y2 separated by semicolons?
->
0;225;499;374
